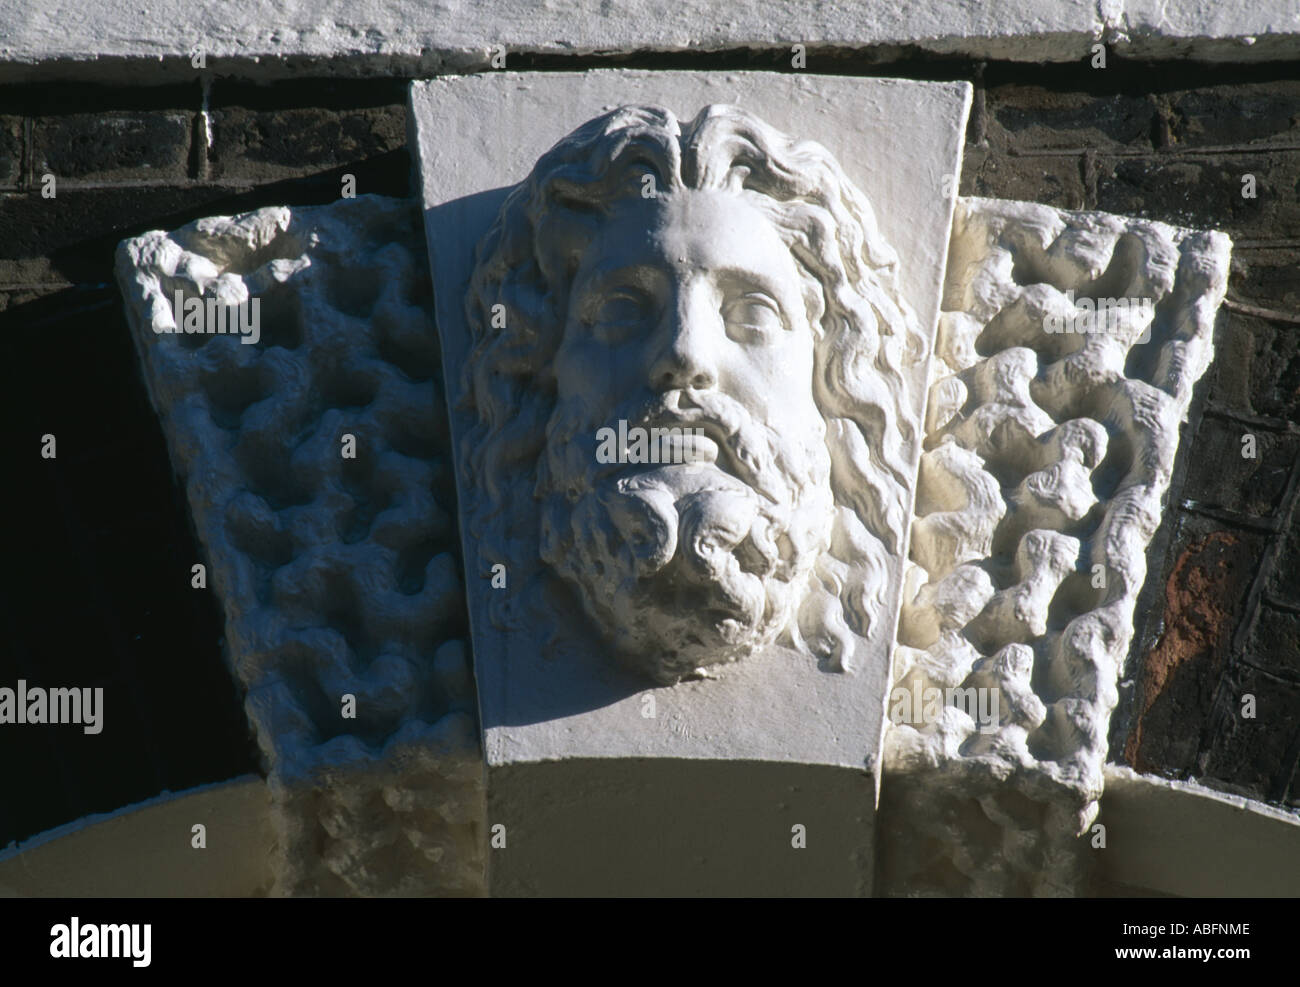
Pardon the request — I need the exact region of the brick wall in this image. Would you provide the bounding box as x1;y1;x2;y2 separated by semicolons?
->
0;78;411;849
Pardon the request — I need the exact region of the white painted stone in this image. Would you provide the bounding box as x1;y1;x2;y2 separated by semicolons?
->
1097;766;1300;897
0;0;1104;82
114;196;484;897
413;70;970;894
4;0;1294;83
1112;0;1300;61
880;195;1231;897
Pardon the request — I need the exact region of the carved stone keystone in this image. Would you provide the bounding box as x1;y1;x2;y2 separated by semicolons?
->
412;70;972;895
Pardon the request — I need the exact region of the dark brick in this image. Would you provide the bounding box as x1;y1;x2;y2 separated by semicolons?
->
209;105;404;182
964;150;1086;209
1123;522;1266;778
986;86;1157;153
1228;248;1300;313
1205;310;1300;425
1202;305;1258;417
1095;151;1300;241
0;286;64;313
1166;82;1300;149
1269;515;1300;608
1200;664;1300;800
33;111;191;183
1181;415;1298;518
1201;309;1294;423
0;287;260;848
0;186;252;282
0;115;21;187
1245;603;1300;683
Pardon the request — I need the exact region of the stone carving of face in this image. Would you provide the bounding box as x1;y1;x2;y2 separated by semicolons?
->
537;189;836;683
463;104;922;685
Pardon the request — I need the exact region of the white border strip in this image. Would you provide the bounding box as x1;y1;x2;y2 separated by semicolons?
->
1;0;1298;83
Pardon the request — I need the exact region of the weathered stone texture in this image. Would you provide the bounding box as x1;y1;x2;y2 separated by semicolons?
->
6;62;1300;871
207;82;407;182
883;195;1230;896
1;79;419;853
33;111;192;183
0;114;21;187
114;196;485;895
976;76;1300;811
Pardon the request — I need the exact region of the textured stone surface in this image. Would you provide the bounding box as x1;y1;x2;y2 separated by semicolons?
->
414;70;968;894
966;72;1300;811
1112;1;1300;61
1;80;419;854
33;111;191;183
0;114;22;187
114;196;484;896
4;0;1299;83
880;195;1231;896
0;0;1099;81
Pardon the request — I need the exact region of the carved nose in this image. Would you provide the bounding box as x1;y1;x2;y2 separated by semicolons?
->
649;289;718;391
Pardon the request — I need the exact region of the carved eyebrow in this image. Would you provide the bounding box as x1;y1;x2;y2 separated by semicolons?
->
574;266;662;323
576;263;664;300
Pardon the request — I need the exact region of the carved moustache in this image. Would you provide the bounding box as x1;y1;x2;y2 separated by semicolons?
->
594;388;810;506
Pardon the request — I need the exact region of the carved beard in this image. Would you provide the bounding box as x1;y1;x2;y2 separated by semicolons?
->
538;387;834;684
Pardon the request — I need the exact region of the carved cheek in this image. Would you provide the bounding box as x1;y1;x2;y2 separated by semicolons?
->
748;330;810;397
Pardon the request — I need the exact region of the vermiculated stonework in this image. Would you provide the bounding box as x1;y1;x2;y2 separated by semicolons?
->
880;196;1230;896
115;196;485;896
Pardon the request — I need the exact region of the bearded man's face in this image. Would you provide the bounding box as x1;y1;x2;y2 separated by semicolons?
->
537;187;837;683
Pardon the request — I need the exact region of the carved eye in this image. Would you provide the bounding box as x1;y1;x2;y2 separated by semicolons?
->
588;290;653;342
723;292;784;341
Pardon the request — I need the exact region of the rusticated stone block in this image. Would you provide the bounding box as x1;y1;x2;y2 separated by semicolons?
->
115;196;485;896
884;194;1231;896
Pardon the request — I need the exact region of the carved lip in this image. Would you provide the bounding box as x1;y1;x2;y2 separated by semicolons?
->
633;415;751;480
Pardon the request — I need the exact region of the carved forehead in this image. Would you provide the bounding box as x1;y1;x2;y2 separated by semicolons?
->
571;189;803;285
521;103;858;289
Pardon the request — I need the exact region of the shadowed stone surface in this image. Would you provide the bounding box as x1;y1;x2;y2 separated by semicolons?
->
114;196;484;896
881;195;1231;896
